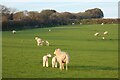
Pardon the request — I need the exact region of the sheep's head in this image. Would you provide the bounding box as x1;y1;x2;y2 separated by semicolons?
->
35;37;38;40
47;54;52;57
54;48;61;55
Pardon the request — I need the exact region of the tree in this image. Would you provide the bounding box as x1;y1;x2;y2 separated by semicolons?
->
0;4;17;15
61;12;76;19
2;5;105;31
85;8;104;18
39;9;56;24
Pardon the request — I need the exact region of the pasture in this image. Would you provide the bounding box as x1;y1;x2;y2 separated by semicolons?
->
2;24;118;78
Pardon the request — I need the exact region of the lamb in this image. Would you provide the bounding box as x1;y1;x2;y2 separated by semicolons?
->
103;31;108;35
80;22;82;25
102;37;105;40
101;23;104;25
45;40;50;46
54;48;70;70
72;22;75;25
52;56;57;68
35;37;43;46
43;54;52;67
49;29;51;32
94;32;99;36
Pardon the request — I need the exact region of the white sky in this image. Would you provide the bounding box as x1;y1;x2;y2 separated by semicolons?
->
1;0;120;2
0;0;119;18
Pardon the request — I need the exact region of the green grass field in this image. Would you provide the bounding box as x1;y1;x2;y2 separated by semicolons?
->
2;24;118;78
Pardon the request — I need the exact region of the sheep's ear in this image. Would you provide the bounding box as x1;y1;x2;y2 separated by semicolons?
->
57;48;61;51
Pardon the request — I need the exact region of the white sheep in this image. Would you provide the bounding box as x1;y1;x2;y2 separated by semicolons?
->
101;23;104;25
35;37;43;46
52;56;57;68
72;23;75;25
102;37;105;40
49;29;51;32
45;40;50;46
94;32;99;36
43;54;52;67
54;48;70;70
103;31;108;35
80;22;82;25
12;30;16;34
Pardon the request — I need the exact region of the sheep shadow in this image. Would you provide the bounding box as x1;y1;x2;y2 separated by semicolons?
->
86;39;118;41
50;44;68;47
69;65;118;71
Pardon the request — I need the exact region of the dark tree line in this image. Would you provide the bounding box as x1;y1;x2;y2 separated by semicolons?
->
1;4;115;31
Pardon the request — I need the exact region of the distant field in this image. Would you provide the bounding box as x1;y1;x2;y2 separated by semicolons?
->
2;24;118;78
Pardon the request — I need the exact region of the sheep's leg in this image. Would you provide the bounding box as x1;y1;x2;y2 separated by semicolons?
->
62;63;64;69
43;60;45;67
37;42;39;46
46;60;48;67
59;62;62;70
55;62;57;68
63;64;64;69
66;63;68;70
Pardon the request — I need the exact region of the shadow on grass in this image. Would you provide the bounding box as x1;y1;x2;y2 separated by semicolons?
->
80;49;117;52
86;39;118;41
70;65;118;70
50;44;67;47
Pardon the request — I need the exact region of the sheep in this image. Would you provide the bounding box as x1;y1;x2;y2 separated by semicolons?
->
102;37;105;40
94;32;99;36
54;48;70;70
45;40;50;46
35;37;43;46
80;22;82;25
101;23;104;25
72;23;75;25
49;29;51;32
12;30;16;34
103;31;108;35
102;31;108;40
52;56;58;68
43;54;52;67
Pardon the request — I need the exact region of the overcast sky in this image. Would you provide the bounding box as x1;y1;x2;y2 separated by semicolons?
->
1;0;119;18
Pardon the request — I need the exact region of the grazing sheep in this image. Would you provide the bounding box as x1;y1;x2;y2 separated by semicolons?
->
54;48;70;70
12;30;16;34
101;23;104;25
52;56;58;68
43;54;52;67
72;23;75;25
80;22;82;25
102;37;105;40
94;32;99;36
35;37;43;46
45;40;50;46
49;29;51;32
103;31;108;35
